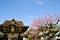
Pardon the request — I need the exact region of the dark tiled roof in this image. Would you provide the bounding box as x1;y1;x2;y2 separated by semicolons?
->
0;19;28;27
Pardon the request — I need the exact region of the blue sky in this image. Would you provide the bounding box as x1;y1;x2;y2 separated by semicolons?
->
0;0;60;26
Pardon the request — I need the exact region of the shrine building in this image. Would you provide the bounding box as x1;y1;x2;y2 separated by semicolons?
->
0;19;29;40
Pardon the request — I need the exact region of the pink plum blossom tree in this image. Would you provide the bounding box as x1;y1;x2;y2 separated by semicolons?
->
30;14;60;28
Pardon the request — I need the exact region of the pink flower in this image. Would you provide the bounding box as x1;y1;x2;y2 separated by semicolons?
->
30;14;60;28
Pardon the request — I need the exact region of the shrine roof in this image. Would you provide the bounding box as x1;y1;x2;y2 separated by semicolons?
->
0;19;29;27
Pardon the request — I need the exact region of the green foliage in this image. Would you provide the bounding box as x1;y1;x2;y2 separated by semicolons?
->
28;37;33;40
20;33;27;37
